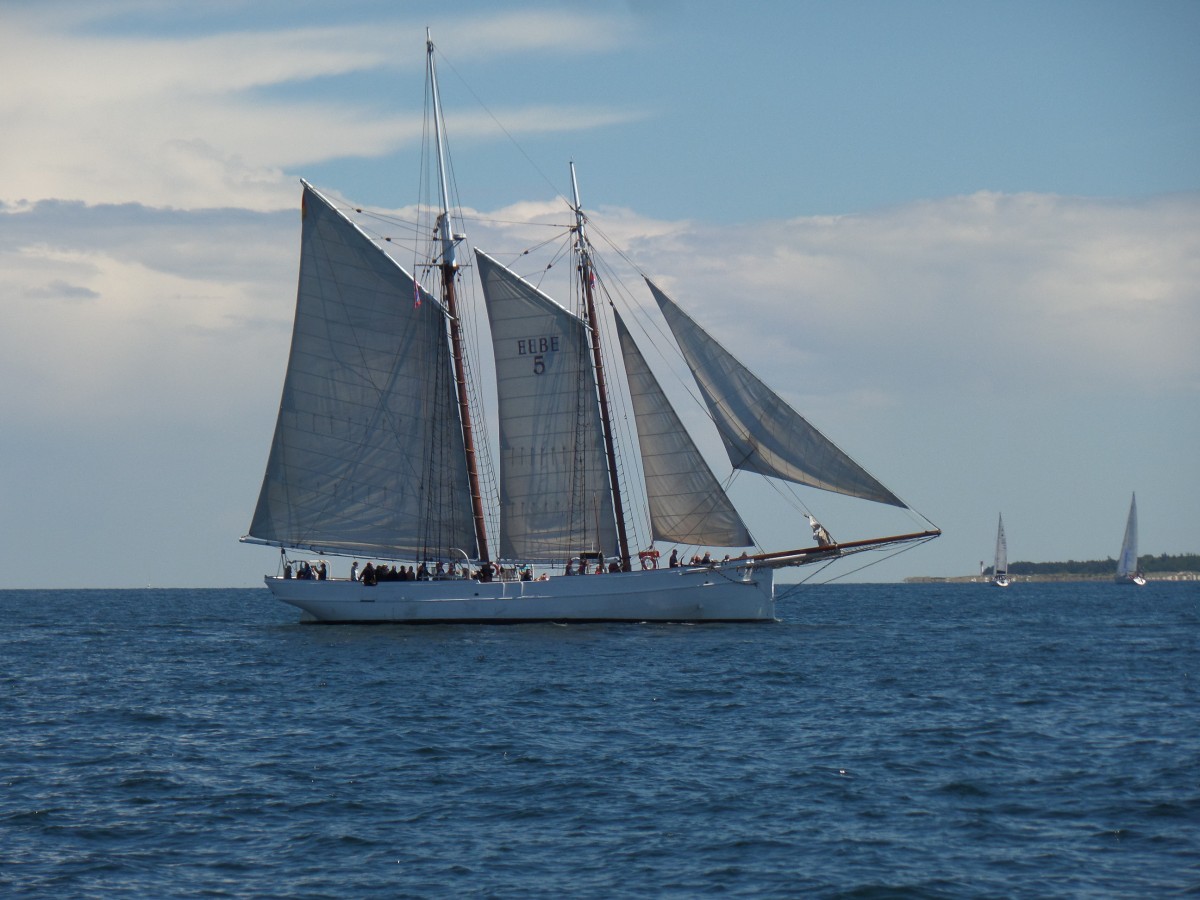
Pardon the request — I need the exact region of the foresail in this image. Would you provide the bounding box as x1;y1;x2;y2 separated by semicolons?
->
615;312;752;547
647;279;906;508
1118;493;1139;576
247;182;477;559
476;250;618;561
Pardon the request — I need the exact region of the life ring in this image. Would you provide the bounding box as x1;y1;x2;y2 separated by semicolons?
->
639;550;660;570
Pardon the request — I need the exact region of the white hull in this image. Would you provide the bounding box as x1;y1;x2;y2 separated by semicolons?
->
266;562;776;623
992;575;1010;588
1115;574;1146;586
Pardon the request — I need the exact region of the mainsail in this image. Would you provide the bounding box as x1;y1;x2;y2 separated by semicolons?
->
1117;493;1139;578
247;182;477;559
646;279;906;508
614;311;752;547
476;250;618;561
994;514;1008;577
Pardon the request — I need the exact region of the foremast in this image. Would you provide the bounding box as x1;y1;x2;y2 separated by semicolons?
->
427;31;491;566
571;163;632;571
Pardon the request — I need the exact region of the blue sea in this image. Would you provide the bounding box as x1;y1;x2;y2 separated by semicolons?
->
2;583;1197;898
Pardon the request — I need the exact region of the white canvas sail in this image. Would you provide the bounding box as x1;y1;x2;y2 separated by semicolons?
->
646;279;906;508
476;250;619;561
1117;493;1139;578
994;514;1008;577
247;182;477;559
614;311;752;547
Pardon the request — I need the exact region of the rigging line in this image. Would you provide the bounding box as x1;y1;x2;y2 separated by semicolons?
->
763;475;817;521
431;45;568;212
350;208;426;237
773;581;810;603
590;274;648;553
804;536;940;587
794;555;845;585
529;241;574;293
460;215;568;230
574;216;650;280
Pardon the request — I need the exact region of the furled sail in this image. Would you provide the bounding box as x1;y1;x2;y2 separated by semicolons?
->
615;312;752;546
994;514;1008;576
476;250;618;561
646;279;906;508
1117;493;1139;577
247;182;477;559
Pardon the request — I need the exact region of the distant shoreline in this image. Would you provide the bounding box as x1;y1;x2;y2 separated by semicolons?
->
906;572;1200;584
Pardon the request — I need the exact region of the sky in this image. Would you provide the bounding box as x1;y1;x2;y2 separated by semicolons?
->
2;0;1197;589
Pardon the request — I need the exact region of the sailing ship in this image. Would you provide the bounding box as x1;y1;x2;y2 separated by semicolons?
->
240;33;940;623
1115;493;1146;585
991;514;1010;587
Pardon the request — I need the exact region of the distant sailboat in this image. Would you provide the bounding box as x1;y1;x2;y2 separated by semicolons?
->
991;514;1010;587
239;32;940;623
1115;493;1146;586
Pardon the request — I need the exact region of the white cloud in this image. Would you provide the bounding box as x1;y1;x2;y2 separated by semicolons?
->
612;191;1200;405
0;5;642;210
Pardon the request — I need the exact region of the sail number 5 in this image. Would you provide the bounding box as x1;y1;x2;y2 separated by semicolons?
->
517;336;560;376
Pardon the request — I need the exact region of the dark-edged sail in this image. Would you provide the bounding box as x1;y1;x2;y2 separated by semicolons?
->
647;278;905;508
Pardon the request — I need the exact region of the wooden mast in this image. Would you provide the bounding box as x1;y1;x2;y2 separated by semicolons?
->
427;31;490;565
571;163;631;571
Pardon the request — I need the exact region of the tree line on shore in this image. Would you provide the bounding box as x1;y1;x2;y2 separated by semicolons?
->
983;552;1199;577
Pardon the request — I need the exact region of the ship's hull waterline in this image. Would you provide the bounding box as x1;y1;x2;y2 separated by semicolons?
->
266;563;776;623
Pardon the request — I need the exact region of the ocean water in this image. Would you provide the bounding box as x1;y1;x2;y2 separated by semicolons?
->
1;583;1196;898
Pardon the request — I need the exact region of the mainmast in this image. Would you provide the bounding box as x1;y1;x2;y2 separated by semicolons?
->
427;31;490;564
571;163;631;571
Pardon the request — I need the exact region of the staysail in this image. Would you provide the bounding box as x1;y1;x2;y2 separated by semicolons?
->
614;311;752;547
646;279;906;508
246;182;477;559
476;250;619;561
1117;493;1139;578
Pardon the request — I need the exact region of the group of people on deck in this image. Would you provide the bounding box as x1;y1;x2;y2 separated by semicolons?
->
564;557;623;575
283;560;326;580
667;549;746;568
344;560;546;585
286;541;785;584
352;560;455;585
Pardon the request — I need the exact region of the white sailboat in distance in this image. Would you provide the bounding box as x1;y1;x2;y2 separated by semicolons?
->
240;33;940;623
1115;493;1146;585
991;514;1010;587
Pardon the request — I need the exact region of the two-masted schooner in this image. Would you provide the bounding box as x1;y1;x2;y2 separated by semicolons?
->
240;34;940;622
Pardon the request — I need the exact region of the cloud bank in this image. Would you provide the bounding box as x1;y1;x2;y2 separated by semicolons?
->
0;4;641;210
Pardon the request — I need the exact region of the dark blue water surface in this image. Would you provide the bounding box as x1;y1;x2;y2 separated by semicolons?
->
2;583;1197;898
